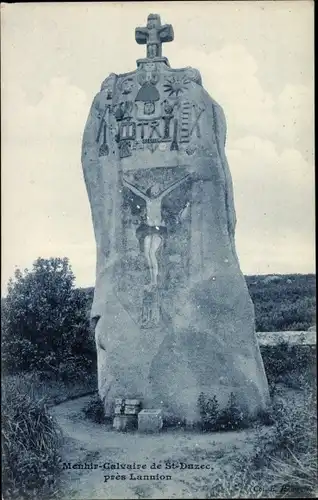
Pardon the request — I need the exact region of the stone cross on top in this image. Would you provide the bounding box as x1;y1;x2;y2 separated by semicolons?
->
135;14;174;60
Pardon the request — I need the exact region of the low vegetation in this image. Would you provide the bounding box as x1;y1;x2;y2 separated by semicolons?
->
260;342;316;387
198;392;251;432
82;394;107;424
246;273;316;332
205;343;317;498
2;376;63;500
1;258;97;500
1;259;316;499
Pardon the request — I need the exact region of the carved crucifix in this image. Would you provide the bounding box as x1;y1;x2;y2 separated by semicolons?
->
135;13;174;59
123;174;190;329
122;175;190;288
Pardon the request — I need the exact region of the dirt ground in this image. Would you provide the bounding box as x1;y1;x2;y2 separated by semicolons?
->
50;395;268;499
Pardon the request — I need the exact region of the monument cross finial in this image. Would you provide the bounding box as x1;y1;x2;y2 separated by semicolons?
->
135;14;174;59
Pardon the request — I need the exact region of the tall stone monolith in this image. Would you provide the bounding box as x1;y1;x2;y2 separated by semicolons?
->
82;13;270;424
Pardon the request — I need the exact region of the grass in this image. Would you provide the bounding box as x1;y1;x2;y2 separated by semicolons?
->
2;376;63;500
5;358;315;500
3;370;97;408
205;360;317;498
1;271;316;499
1;371;97;500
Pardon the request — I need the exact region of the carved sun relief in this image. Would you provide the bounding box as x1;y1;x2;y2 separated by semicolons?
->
164;76;189;97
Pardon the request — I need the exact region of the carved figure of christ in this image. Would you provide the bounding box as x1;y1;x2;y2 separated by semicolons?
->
123;174;190;287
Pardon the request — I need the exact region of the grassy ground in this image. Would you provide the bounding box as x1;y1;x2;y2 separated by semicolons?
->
2;271;315;499
1;371;97;500
2;371;97;407
51;376;316;499
2;345;316;499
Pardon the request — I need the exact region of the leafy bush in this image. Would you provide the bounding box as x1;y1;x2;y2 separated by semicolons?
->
198;392;250;431
2;376;63;500
2;257;96;379
82;394;108;424
261;342;316;386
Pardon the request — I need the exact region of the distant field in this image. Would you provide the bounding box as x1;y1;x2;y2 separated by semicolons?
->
245;274;316;332
79;273;316;333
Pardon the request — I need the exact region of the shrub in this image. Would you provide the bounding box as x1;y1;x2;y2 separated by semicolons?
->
198;393;219;429
2;376;63;500
2;257;96;378
261;342;316;386
198;392;249;431
82;394;108;424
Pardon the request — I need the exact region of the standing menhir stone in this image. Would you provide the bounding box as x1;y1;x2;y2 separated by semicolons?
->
82;14;270;425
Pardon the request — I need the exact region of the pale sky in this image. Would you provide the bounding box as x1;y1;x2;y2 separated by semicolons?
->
1;1;315;293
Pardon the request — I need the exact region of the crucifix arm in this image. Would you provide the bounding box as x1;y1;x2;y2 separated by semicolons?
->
135;27;148;45
158;174;191;199
122;179;148;201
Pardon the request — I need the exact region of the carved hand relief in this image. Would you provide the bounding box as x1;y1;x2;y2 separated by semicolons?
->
100;73;117;99
119;77;134;95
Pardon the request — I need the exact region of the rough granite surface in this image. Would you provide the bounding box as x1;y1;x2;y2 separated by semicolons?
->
82;14;270;423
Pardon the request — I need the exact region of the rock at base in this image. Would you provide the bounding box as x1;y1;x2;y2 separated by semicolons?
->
124;399;142;415
138;409;163;433
113;415;137;432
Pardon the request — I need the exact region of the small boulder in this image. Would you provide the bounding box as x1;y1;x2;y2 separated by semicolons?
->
138;409;163;433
